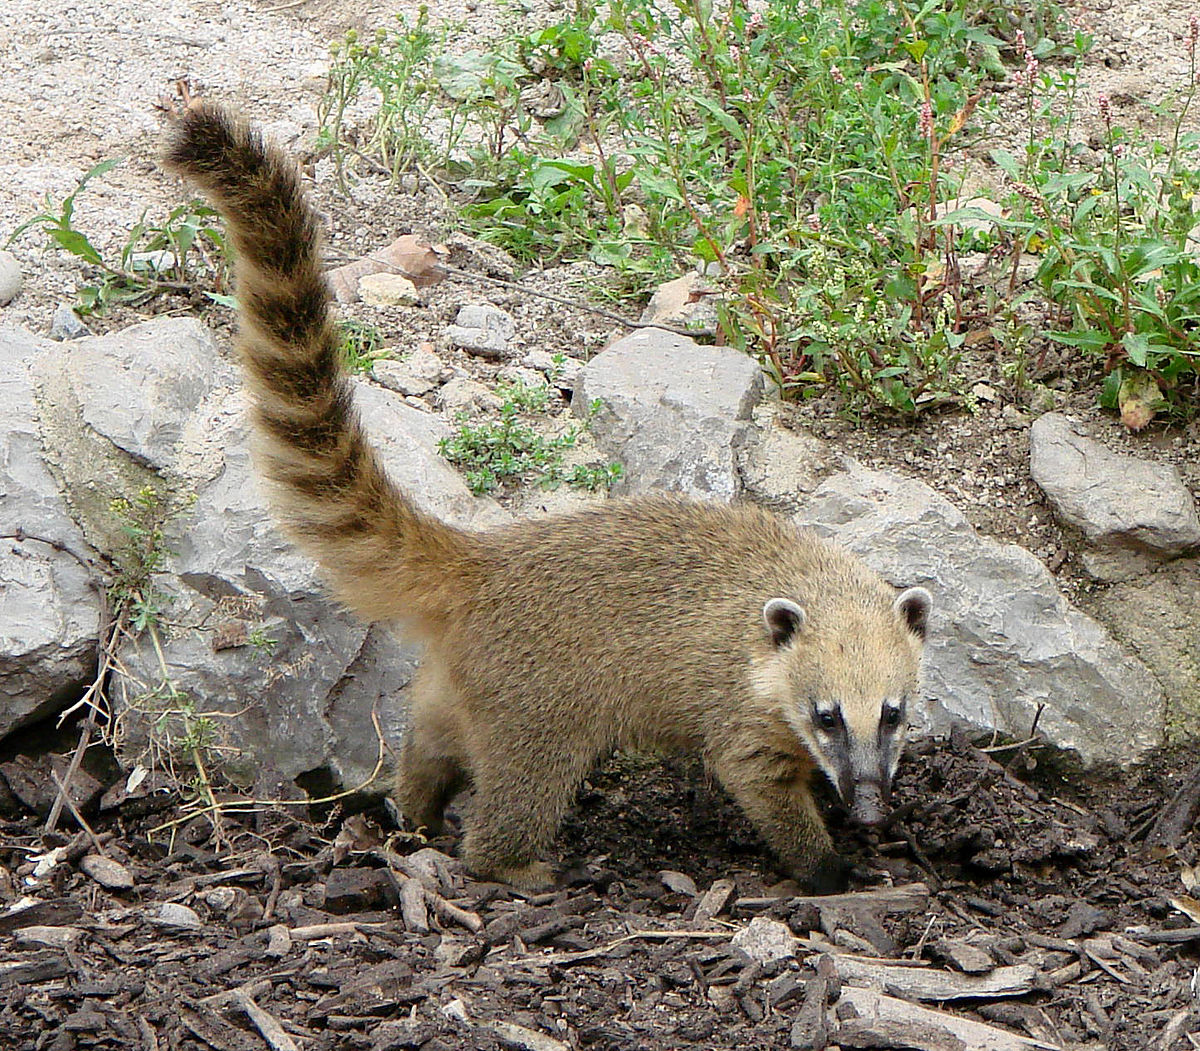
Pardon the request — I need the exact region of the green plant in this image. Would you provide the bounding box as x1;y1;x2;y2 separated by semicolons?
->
991;17;1200;422
7;159;231;314
439;382;621;494
337;319;389;372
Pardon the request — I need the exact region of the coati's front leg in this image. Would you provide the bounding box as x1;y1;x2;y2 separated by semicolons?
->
712;746;850;895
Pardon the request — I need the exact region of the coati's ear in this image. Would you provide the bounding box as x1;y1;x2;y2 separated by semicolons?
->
894;586;932;640
763;598;806;648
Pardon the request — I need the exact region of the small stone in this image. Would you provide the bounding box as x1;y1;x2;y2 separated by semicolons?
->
933;938;995;975
445;303;516;359
150;902;202;929
522;349;583;390
496;366;548;390
639;273;719;329
76;853;133;891
49;303;89;341
128;250;177;274
1028;384;1057;414
1001;404;1028;429
441;998;470;1024
731;917;798;964
265;923;292;957
438;377;502;416
204;886;238;913
359;272;420;306
1030;412;1200;580
0;250;23;305
658;870;698;897
434;935;487;968
373;360;437;396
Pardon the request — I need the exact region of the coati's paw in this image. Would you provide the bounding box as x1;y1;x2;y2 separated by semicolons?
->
481;860;557;892
788;852;852;896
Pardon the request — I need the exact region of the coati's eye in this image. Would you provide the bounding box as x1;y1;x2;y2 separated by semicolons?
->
817;709;841;731
882;705;903;729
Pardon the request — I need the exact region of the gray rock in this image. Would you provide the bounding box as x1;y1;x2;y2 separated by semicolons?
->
574;328;764;501
372;353;441;397
0;326;101;741
438;376;501;416
15;314;506;787
731;917;798;963
115;377;508;787
1083;558;1200;741
1030;413;1200;580
359;272;420;306
49;303;89;341
737;410;832;512
0;250;23;306
445;302;516;359
371;348;448;399
797;464;1164;766
639;273;720;330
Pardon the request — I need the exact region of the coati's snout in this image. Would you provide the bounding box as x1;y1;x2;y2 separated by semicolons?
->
845;778;889;827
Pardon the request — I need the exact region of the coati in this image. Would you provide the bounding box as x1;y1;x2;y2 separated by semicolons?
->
164;100;932;894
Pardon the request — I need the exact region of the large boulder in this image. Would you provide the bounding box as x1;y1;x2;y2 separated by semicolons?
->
0;327;101;738
26;316;506;788
797;464;1165;766
575;328;764;500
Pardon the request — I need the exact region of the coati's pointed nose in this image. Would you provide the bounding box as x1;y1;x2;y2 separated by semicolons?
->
848;782;888;827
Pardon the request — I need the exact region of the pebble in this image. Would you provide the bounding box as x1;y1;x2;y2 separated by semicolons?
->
731;917;798;964
358;272;420;307
150;902;202;930
49;302;89;341
79;853;134;890
0;250;22;305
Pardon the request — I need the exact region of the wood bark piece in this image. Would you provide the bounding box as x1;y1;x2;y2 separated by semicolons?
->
835;1017;967;1050
0;899;83;933
737;883;930;916
399;876;429;934
837;988;1062;1051
694;879;736;925
834;957;1035;1002
236;995;299;1051
1146;761;1200;851
487;1019;570;1051
932;939;995;975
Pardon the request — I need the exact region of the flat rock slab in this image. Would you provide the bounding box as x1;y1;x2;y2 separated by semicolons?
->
1030;412;1200;580
574;328;764;501
797;463;1164;766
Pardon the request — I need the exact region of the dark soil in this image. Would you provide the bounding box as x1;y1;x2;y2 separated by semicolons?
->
3;734;1199;1051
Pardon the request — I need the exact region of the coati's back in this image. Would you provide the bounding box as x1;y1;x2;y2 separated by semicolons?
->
450;496;915;751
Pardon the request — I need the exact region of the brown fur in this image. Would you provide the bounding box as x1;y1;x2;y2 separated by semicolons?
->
164;102;930;893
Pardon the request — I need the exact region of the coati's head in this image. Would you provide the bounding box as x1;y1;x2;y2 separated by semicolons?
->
756;584;932;827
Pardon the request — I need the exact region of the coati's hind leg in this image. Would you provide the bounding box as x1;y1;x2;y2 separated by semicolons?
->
459;723;596;891
394;661;467;835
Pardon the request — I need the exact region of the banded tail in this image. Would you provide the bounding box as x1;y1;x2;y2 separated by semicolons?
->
163;102;474;627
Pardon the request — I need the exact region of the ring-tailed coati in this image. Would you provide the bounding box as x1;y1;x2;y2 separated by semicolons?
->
164;100;932;894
